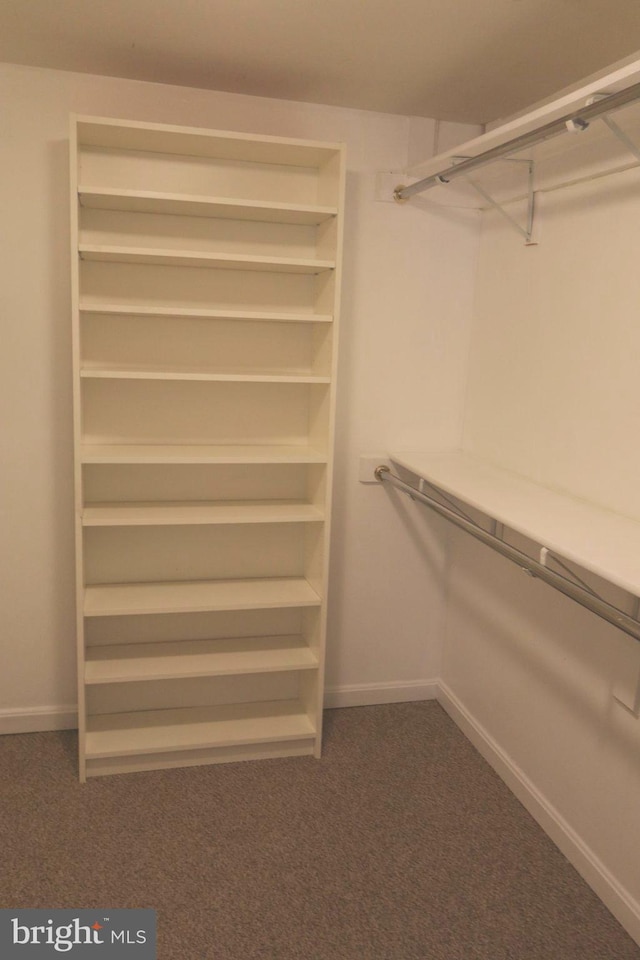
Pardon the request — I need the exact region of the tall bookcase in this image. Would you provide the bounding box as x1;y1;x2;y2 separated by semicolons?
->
70;115;345;780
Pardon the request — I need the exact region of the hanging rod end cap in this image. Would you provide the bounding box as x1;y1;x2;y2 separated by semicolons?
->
374;464;391;481
393;185;409;203
566;117;589;133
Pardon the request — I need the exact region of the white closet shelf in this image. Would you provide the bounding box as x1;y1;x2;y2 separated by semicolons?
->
85;700;316;759
83;576;322;618
391;449;640;596
79;244;335;274
82;500;324;526
79;364;331;384
78;304;333;323
78;187;338;225
403;61;640;195
80;443;328;464
77;116;341;167
85;634;318;684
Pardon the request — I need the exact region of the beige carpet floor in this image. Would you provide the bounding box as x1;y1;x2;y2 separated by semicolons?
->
1;701;638;959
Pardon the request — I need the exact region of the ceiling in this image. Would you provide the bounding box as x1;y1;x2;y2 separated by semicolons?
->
2;0;640;124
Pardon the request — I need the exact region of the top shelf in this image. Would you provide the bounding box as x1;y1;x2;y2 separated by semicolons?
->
390;449;640;597
76;115;342;168
75;115;345;214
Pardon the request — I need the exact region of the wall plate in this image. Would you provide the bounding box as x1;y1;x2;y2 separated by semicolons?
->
359;455;390;483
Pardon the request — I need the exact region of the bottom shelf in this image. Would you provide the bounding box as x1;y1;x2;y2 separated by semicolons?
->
85;739;316;777
85;698;316;762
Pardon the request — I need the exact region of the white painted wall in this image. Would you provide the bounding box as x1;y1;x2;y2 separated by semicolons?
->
443;157;640;939
0;62;480;729
464;170;640;520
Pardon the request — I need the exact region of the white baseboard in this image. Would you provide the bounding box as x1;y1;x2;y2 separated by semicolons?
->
437;680;640;948
0;683;439;733
0;705;77;735
324;679;439;709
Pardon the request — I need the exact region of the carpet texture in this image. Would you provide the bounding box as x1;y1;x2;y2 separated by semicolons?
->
1;701;638;959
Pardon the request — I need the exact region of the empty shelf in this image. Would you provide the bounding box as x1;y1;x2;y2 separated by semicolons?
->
82;500;324;526
85;700;316;758
79;244;335;274
78;188;338;225
85;635;319;683
391;449;640;596
84;577;322;617
80;364;331;383
80;443;328;464
78;303;333;323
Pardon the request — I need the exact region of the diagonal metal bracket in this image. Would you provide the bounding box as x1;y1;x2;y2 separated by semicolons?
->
586;92;640;163
463;158;536;244
601;115;640;163
539;547;605;603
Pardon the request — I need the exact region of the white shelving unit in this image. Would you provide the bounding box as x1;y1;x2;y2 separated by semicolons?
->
70;115;345;779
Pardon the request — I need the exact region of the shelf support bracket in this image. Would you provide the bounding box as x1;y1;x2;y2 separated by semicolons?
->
463;159;536;244
539;547;604;602
583;92;640;163
601;115;640;163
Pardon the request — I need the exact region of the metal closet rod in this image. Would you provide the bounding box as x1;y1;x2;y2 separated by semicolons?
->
395;79;640;201
375;465;640;644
